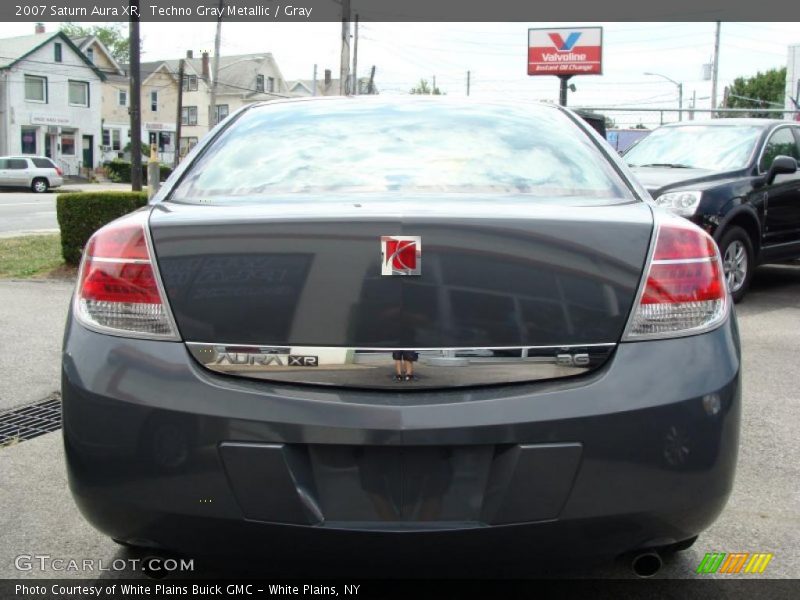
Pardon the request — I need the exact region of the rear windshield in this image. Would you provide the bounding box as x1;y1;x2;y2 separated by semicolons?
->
170;101;633;203
31;158;56;169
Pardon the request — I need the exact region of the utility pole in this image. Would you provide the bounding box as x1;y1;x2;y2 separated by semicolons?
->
711;21;721;116
678;82;683;121
432;75;436;95
339;0;350;95
174;58;184;168
558;75;572;107
466;70;470;96
351;14;359;95
209;0;223;127
312;63;317;96
129;0;142;191
367;65;375;95
690;90;696;120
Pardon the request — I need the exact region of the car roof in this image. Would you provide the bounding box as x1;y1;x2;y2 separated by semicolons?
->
0;155;51;160
660;118;789;128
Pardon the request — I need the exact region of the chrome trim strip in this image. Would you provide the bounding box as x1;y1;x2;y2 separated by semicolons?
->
186;342;616;352
87;256;151;265
185;342;616;390
652;257;715;265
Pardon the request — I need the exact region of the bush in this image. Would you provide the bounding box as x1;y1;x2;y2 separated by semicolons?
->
56;191;148;265
104;159;173;184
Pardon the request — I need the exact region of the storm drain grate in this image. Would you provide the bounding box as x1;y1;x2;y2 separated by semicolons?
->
0;394;62;446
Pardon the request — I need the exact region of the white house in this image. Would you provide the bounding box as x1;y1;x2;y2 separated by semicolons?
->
71;34;131;164
0;26;104;175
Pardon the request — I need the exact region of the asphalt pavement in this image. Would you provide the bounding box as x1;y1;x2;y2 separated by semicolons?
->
0;265;798;580
0;184;131;237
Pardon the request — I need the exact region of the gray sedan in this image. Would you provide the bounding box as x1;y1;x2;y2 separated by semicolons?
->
61;98;740;576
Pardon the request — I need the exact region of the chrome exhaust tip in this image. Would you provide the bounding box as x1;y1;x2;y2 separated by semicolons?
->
631;551;663;578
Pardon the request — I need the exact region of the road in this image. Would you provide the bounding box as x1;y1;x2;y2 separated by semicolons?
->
0;184;131;237
0;265;799;579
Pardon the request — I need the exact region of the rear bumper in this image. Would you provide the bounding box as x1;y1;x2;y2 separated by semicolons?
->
62;313;741;559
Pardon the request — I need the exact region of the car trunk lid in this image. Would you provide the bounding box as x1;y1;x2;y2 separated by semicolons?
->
149;196;653;388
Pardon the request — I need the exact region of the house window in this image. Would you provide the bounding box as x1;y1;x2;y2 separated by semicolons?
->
183;74;198;91
150;91;158;112
118;90;127;106
156;132;174;153
21;128;37;154
267;77;275;93
256;74;264;92
215;104;229;123
54;43;62;63
182;106;198;126
104;129;122;151
68;80;89;107
180;136;199;156
61;132;76;155
24;75;47;102
86;48;94;64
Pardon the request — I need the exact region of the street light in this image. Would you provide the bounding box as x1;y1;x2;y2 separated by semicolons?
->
644;72;684;122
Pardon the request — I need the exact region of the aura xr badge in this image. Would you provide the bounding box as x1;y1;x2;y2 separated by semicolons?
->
381;236;421;276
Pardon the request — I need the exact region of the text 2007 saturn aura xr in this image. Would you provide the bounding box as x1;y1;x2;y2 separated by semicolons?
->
62;98;740;570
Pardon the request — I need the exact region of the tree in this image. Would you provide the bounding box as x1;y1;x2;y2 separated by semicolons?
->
60;23;130;63
410;79;443;95
633;123;649;130
723;67;786;118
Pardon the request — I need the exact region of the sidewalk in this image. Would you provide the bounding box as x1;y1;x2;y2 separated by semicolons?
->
0;281;74;411
58;182;134;194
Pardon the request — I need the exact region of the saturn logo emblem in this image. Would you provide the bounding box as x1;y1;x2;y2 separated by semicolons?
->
381;236;421;276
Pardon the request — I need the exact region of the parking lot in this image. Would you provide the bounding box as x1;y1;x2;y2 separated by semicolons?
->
0;261;797;580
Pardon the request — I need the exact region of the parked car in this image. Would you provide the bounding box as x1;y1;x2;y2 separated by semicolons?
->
607;128;651;153
624;119;800;301
62;98;740;573
0;155;63;193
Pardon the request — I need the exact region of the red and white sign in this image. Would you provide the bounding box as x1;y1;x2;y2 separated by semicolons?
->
528;27;603;76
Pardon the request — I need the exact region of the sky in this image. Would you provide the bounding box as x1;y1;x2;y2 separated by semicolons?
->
0;20;797;127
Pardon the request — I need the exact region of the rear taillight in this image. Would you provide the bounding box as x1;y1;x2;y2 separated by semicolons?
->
74;211;178;339
624;216;728;339
56;167;63;176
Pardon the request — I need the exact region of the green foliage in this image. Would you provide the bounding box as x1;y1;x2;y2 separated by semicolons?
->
60;23;130;63
633;123;649;130
410;79;444;95
124;140;151;157
56;192;148;265
724;67;786;118
104;159;173;184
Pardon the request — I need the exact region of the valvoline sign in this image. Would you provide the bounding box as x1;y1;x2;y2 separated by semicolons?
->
528;27;603;76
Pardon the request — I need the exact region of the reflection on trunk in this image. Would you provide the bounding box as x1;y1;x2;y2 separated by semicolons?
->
150;198;653;356
187;343;614;390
